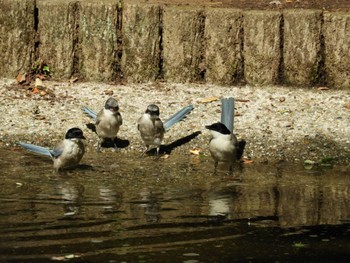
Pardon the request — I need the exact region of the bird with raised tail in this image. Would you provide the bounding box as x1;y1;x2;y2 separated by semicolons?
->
137;104;194;158
18;127;86;172
82;97;123;151
206;97;246;174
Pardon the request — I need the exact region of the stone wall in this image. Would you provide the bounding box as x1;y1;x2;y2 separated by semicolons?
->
0;0;349;89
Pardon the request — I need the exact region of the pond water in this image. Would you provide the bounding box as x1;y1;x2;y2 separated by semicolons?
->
0;148;349;262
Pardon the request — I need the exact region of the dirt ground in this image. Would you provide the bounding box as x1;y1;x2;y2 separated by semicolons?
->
133;0;350;11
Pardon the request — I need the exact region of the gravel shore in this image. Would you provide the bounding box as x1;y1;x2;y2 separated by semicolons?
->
0;78;349;165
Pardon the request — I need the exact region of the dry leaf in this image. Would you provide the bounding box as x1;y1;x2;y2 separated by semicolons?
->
69;77;79;84
32;87;40;93
37;74;46;80
189;149;201;155
236;99;250;103
104;89;114;96
317;86;329;91
16;73;26;84
242;159;254;164
34;78;44;88
198;97;219;103
34;115;46;120
160;154;170;159
51;256;66;261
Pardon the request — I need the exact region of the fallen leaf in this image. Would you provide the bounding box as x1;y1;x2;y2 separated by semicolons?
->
69;77;79;84
235;99;250;103
104;89;114;96
16;73;26;84
189;149;201;155
34;115;46;120
242;159;254;164
32;87;40;93
317;86;329;91
37;74;46;80
65;254;79;259
51;256;66;261
198;97;219;103
34;78;44;88
160;154;170;159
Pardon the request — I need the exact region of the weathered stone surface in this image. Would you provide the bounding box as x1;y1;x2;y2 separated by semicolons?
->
0;0;35;78
244;10;281;85
78;0;119;81
283;10;322;86
121;3;161;82
324;12;350;89
163;6;205;83
204;8;242;85
37;0;78;79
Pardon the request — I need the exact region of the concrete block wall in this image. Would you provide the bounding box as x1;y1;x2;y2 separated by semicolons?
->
121;3;161;82
205;8;243;85
243;10;281;85
0;0;349;89
283;10;322;86
0;0;35;77
163;6;205;83
37;0;78;79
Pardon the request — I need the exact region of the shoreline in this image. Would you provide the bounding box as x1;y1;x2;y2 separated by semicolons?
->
0;78;349;165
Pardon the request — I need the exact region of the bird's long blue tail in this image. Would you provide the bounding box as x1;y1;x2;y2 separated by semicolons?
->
18;142;52;157
164;105;194;131
82;106;97;121
221;97;234;133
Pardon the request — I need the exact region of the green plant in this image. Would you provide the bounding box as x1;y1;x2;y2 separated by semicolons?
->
31;60;51;76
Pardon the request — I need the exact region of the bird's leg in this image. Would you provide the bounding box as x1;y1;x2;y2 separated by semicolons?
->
229;165;233;176
113;137;118;152
155;146;160;160
214;161;218;175
140;145;149;157
97;138;103;152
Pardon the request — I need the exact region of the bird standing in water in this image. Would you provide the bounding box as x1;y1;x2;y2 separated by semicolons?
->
18;127;86;172
206;97;246;174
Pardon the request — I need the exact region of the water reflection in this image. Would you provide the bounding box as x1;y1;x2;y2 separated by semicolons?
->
0;148;349;262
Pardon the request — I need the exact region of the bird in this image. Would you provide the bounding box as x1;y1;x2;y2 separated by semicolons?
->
82;97;123;151
205;97;246;174
17;127;86;172
137;104;194;158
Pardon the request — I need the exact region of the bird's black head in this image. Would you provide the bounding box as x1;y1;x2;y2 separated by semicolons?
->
65;127;86;140
205;122;231;135
145;104;160;116
105;97;119;112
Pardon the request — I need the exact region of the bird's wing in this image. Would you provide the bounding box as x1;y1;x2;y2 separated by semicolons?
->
163;105;194;131
221;97;234;133
154;117;165;134
95;109;104;125
50;141;65;159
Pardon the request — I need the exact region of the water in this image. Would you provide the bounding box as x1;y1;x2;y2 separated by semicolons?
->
0;148;349;262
